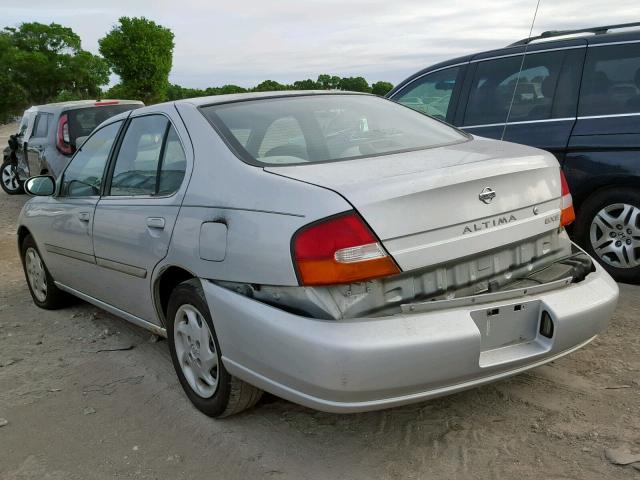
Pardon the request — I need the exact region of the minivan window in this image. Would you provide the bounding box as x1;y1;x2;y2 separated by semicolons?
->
32;113;50;138
464;51;567;125
579;43;640;117
201;94;468;166
67;104;141;146
61;121;122;197
394;66;461;120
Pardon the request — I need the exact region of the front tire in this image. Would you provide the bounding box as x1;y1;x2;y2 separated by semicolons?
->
20;235;71;309
573;188;640;284
167;279;263;417
1;161;24;195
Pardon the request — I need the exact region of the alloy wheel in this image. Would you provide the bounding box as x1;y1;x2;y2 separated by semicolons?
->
590;203;640;269
173;304;219;398
25;247;47;302
1;163;20;192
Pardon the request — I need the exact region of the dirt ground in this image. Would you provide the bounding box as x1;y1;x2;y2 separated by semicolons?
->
0;122;639;480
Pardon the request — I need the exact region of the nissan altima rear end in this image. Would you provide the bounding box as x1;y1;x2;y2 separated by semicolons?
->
18;92;619;417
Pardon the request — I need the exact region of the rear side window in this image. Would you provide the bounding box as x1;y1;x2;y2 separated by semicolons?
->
464;50;573;125
394;66;461;121
32;113;51;138
67;104;142;145
579;43;640;116
109;115;186;197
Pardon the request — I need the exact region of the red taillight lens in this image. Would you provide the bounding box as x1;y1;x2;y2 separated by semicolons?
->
56;114;74;155
292;212;400;285
560;170;575;227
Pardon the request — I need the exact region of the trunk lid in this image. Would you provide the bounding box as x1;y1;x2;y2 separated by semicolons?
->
266;137;563;271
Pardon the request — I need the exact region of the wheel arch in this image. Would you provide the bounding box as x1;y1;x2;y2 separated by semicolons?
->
153;265;196;326
17;225;32;253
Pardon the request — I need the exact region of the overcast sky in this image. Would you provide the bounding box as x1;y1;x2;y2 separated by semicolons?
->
1;0;639;88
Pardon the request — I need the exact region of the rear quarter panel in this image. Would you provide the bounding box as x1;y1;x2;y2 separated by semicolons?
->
155;102;352;286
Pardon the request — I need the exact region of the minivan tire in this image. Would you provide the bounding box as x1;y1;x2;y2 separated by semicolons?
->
20;234;71;309
167;279;263;417
1;161;24;195
573;188;640;284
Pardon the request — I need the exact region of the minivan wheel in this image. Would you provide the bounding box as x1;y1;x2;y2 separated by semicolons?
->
20;235;71;309
166;279;263;417
1;161;24;194
574;188;640;284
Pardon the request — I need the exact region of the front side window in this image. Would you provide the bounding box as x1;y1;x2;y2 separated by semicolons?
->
61;121;122;197
109;115;186;196
464;51;566;125
579;43;640;116
201;94;468;166
394;66;461;121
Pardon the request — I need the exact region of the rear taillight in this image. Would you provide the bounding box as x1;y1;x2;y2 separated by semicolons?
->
292;212;400;285
56;114;74;155
560;170;575;227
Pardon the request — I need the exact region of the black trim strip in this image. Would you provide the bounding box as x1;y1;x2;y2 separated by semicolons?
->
45;244;95;264
96;257;147;278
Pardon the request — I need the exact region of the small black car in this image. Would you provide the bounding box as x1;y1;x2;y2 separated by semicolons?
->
389;22;640;283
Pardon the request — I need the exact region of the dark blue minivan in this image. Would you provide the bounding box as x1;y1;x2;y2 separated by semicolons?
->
389;23;640;283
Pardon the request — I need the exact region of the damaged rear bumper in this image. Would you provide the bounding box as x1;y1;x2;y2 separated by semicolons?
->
201;261;618;413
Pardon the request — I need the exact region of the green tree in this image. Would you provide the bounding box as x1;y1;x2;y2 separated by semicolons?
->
252;80;287;92
1;22;108;106
292;78;318;90
0;32;26;121
99;17;174;104
371;81;394;96
317;74;341;90
338;76;371;93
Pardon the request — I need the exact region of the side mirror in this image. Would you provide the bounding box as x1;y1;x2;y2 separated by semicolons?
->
24;175;55;196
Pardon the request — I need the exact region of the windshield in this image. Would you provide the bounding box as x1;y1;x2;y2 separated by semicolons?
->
200;94;468;166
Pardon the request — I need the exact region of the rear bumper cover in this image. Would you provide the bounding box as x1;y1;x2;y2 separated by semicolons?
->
201;262;618;413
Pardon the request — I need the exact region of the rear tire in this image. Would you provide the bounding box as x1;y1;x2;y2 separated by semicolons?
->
1;161;24;195
573;188;640;284
20;235;71;309
167;279;263;417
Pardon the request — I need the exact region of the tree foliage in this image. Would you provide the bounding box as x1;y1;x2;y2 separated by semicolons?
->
371;81;394;96
99;17;174;104
164;74;393;101
0;22;108;120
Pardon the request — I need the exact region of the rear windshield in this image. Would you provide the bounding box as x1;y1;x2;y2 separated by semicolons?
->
200;94;468;166
67;104;141;145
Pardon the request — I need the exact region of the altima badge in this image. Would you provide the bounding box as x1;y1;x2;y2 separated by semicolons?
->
479;187;496;204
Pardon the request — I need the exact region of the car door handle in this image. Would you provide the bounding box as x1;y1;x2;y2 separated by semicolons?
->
146;217;166;229
78;212;91;222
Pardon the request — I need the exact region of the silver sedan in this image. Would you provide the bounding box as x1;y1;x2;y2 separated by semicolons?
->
18;91;618;417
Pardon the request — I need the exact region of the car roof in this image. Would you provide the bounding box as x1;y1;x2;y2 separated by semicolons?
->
30;99;144;113
389;25;640;97
176;90;368;107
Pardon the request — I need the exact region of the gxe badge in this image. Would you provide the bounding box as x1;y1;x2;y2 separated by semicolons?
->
479;187;496;204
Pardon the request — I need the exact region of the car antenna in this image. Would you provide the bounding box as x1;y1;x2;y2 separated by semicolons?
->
501;0;541;141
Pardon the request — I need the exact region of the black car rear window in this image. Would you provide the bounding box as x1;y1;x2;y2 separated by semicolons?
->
67;104;141;145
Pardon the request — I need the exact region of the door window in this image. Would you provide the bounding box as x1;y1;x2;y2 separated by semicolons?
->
464;50;568;125
61;121;122;197
109;115;186;196
394;66;461;121
579;43;640;116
